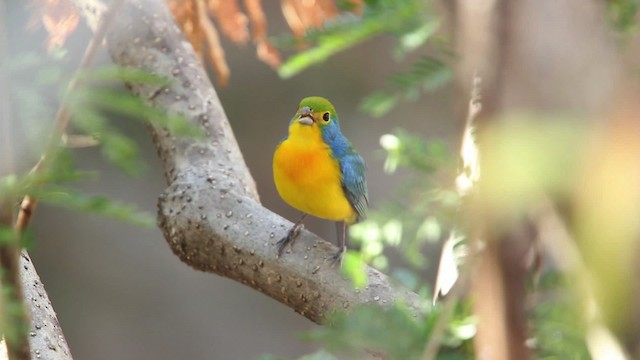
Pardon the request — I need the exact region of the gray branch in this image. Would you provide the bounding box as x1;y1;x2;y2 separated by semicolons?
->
73;0;423;324
20;252;73;360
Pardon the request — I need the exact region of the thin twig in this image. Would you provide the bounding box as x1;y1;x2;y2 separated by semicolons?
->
4;1;123;359
15;0;125;231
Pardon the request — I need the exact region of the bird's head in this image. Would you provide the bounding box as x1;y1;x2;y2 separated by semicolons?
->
292;96;339;130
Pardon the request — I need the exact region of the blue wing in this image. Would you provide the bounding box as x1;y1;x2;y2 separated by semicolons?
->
320;119;368;221
339;151;369;221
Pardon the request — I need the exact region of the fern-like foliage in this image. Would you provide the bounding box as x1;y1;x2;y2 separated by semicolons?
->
361;56;452;117
278;0;439;78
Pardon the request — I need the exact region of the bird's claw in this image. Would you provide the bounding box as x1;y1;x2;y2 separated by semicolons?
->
277;223;304;257
329;246;347;268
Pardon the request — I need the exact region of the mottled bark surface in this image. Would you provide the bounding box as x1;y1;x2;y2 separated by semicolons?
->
20;253;73;360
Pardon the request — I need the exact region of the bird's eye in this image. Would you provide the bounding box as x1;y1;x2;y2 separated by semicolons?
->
322;112;330;122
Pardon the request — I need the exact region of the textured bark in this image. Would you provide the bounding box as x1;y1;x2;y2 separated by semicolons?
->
19;252;73;360
71;0;422;323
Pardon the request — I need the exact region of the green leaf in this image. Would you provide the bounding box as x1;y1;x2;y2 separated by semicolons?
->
78;66;171;87
35;149;96;185
360;91;399;117
391;57;451;93
101;132;144;176
279;21;384;78
341;251;367;289
279;0;431;77
362;57;452;117
0;226;19;246
68;103;143;176
0;175;19;198
76;87;202;137
608;0;639;33
305;304;449;360
396;20;440;57
38;189;154;227
533;272;590;359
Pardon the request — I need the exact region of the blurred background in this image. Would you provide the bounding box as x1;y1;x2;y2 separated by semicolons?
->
3;1;457;359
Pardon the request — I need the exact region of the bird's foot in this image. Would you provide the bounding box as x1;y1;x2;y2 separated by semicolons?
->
277;223;304;257
329;246;347;268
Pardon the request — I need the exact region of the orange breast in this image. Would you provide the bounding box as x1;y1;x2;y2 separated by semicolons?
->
273;127;356;222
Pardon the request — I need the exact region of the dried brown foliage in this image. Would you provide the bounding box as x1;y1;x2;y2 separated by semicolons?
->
281;0;338;40
27;0;357;84
209;0;250;44
166;0;349;84
28;0;80;50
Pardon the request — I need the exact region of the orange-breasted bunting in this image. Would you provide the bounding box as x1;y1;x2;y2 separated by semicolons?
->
273;96;368;262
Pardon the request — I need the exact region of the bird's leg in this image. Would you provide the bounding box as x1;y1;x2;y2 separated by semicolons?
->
277;214;307;257
330;221;348;266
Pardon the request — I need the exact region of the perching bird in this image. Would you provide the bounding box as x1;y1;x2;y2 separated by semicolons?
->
273;96;368;263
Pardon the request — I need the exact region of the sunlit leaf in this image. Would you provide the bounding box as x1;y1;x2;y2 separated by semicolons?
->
382;219;402;245
396;20;439;56
342;251;367;289
279;0;431;77
415;216;440;243
279;21;383;78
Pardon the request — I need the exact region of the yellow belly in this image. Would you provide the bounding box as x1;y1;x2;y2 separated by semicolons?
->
273;139;356;222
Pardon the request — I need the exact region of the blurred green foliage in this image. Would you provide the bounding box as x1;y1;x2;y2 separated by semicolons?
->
0;51;180;226
304;304;461;360
361;57;452;117
349;129;457;272
267;0;640;358
276;0;450;116
0;48;204;349
608;0;639;34
278;0;437;76
532;273;590;360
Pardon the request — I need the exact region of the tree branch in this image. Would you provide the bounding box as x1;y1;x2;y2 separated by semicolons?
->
19;252;73;360
71;0;423;323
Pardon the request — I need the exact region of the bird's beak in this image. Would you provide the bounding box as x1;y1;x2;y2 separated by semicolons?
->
297;106;314;125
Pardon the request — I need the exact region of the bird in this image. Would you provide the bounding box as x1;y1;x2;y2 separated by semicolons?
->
273;96;368;263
